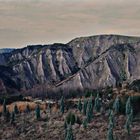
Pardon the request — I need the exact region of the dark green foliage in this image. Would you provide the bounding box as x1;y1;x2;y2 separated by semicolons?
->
5;109;11;122
108;119;114;130
85;90;93;98
94;93;101;112
2;99;7;115
86;95;93;123
77;99;82;112
65;124;74;140
60;96;64;114
125;116;131;135
131;96;140;115
48;102;51;114
75;116;82;125
129;108;133;123
83;99;88;115
14;104;19;114
66;112;76;125
82;118;87;129
10;111;15;124
25;104;30;113
118;95;129;114
125;97;132;116
109;110;114;128
113;96;120;114
107;127;114;140
64;120;68;129
35;104;41;120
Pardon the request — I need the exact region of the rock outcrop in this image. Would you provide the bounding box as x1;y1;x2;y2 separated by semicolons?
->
0;35;140;95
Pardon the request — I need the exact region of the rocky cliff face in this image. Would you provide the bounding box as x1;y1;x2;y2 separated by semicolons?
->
0;35;140;95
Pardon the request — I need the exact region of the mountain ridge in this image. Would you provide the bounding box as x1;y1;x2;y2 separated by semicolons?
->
0;34;140;96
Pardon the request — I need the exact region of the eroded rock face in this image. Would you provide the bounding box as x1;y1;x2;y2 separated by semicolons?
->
0;35;140;94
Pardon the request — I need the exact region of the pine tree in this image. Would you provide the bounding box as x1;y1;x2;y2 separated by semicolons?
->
14;104;19;114
109;110;114;128
35;104;41;120
83;99;87;115
48;102;51;114
125;116;131;135
65;124;74;140
64;120;68;129
25;104;30;113
86;95;93;123
66;112;76;125
94;93;101;112
129;108;133;123
113;96;120;114
10;111;15;124
107;127;114;140
5;109;11;122
77;99;82;112
125;97;132;116
3;99;7;115
108;119;114;130
60;96;64;114
82;118;87;129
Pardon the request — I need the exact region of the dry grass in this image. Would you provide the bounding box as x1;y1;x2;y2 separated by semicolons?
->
0;101;47;113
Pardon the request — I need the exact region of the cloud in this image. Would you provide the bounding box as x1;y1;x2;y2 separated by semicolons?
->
0;0;140;48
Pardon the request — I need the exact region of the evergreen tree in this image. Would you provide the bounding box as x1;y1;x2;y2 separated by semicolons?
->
35;104;41;120
82;118;87;129
48;102;51;114
125;116;131;135
108;119;114;130
2;99;7;115
94;93;101;112
86;95;93;123
10;111;15;124
66;112;76;125
113;96;120;114
64;120;68;129
129;108;133;123
83;99;88;115
107;127;114;140
108;108;112;116
25;104;30;113
109;110;114;128
14;104;19;114
125;97;132;116
5;109;11;122
65;124;74;140
60;96;64;114
77;99;82;112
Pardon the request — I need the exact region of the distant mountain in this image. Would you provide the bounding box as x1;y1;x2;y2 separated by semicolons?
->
0;34;140;95
0;48;14;54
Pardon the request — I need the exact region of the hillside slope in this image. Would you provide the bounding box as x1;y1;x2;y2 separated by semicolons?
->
0;35;140;95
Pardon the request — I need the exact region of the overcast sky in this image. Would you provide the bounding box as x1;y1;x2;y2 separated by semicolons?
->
0;0;140;48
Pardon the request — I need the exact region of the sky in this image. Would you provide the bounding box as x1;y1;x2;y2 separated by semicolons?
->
0;0;140;48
